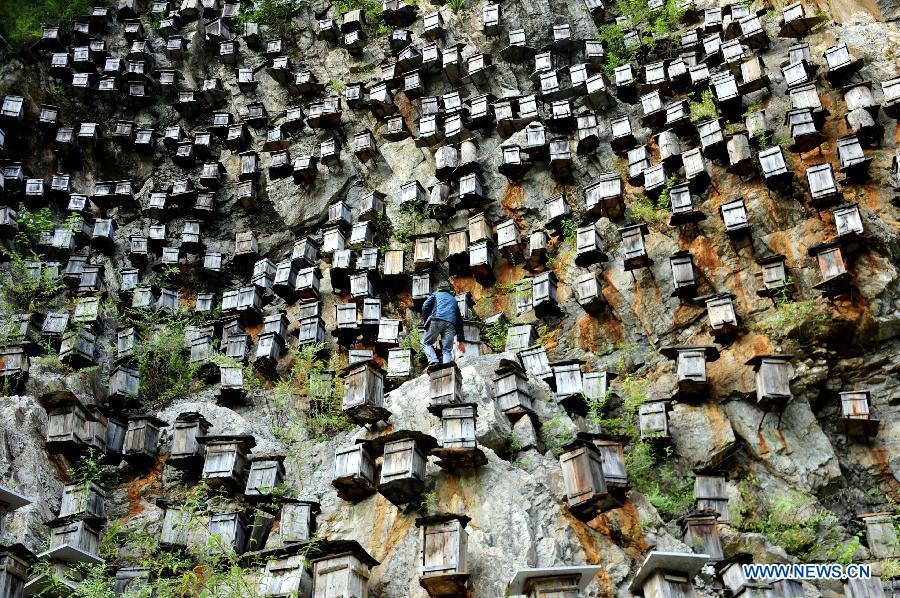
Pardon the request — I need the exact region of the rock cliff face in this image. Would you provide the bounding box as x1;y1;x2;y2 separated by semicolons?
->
0;0;899;595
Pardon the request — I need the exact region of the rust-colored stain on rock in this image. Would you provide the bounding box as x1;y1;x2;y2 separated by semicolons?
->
122;456;164;518
577;314;602;353
501;183;526;227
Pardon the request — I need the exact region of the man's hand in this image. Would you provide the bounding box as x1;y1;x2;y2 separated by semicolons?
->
457;342;465;354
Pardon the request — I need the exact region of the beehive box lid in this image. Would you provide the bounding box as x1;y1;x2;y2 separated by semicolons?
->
196;434;257;448
660;345;720;361
415;512;471;527
368;429;439;455
508;565;603;594
744;354;794;367
307;538;380;567
0;485;32;513
628;551;709;592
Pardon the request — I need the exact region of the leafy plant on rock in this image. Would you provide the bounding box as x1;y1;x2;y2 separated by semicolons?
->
273;343;352;447
233;0;307;40
332;0;390;36
689;88;718;122
597;0;685;78
754;291;830;342
131;314;200;406
541;414;575;456
481;318;510;353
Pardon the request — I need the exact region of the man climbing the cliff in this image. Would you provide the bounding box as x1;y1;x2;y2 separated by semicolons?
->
421;281;465;371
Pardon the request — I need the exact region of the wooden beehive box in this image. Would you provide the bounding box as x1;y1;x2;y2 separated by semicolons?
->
746;354;793;415
0;546;34;598
583;371;617;404
758;146;792;190
559;436;617;519
575;271;605;313
416;513;471;597
342;361;390;425
349;291;373;323
245;454;286;499
386;347;413;380
298;316;327;347
627;146;651;185
428;362;463;414
639;401;670;441
619;223;652;271
518;344;553;382
122;415;168;465
169;412;211;467
504;324;537;353
310;541;380;597
413;235;437;271
269;500;320;548
375;430;438;506
840;390;880;439
858;513;899;558
669;250;698;298
58;481;105;522
45;518;101;561
59;328;96;368
694;474;729;523
719;198;750;236
683;511;724;560
837;136;871;181
433;404;487;470
591;435;629;493
532;271;559;316
702;293;739;336
108;365;140;403
206;511;248;555
755;254;790;298
575;223;608;267
824;43;863;84
494;359;534;417
197;434;256;488
112;567;150;596
661;345;720;397
332;441;377;502
809;241;850;293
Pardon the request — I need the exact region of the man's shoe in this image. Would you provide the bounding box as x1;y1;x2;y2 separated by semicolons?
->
426;363;440;372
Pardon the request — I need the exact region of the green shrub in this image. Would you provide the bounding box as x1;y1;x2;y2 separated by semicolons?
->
332;0;389;36
542;414;575;456
689;88;718;122
233;0;306;39
560;218;579;247
67;449;118;489
629;194;668;226
273;343;352;444
1;251;65;312
481;318;509;353
52;483;280;597
14;205;55;247
587;373;647;437
735;478;838;558
597;0;685;78
132;315;200;405
401;318;425;362
626;444;694;520
655;177;677;210
446;0;465;11
754;295;830;342
0;0;112;50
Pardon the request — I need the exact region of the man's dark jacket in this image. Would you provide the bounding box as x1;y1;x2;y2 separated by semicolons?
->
422;290;465;339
